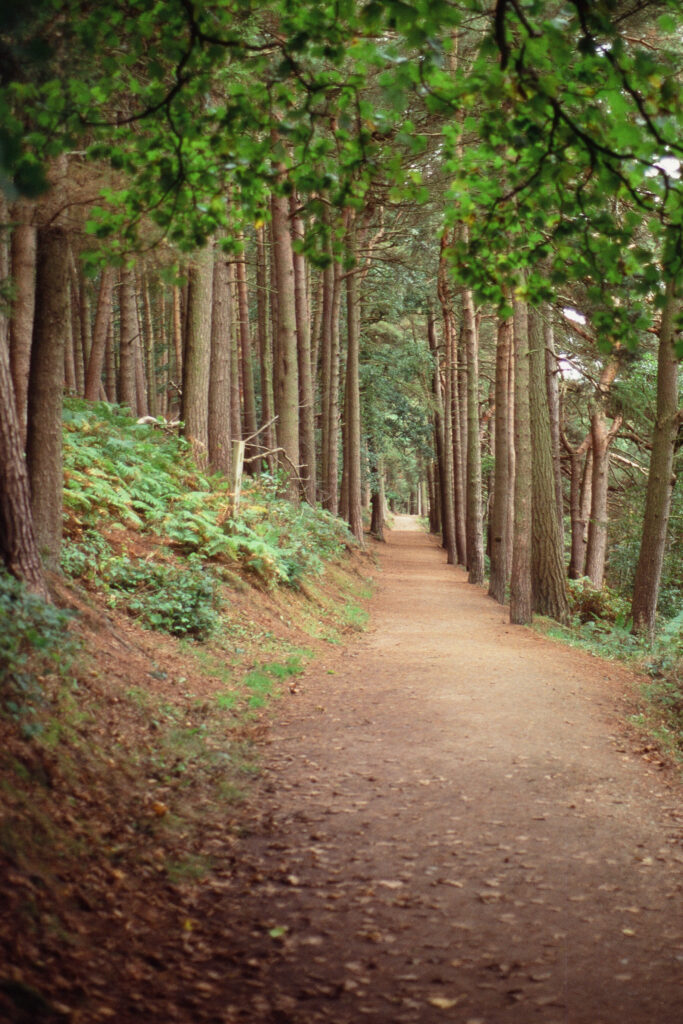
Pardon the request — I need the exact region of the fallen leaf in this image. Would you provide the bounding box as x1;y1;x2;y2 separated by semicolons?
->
428;995;466;1009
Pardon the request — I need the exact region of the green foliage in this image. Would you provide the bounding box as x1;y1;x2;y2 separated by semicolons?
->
0;569;77;727
61;400;354;643
567;577;632;628
103;556;220;639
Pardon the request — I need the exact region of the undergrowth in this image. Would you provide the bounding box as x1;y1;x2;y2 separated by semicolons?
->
540;581;683;765
61;398;354;635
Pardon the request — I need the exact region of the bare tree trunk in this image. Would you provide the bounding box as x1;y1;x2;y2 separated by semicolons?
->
26;227;69;572
529;308;570;622
291;194;317;503
141;272;158;417
428;311;456;562
255;225;275;470
271;188;300;501
84;266;115;402
9;222;36;446
181;245;214;468
510;295;533;625
0;327;49;598
208;252;233;476
564;432;591;579
235;234;258;469
170;284;183;418
322;257;342;513
463;287;484;584
342;213;363;541
118;267;138;413
69;250;85;396
584;356;622;587
544;316;564;537
631;282;681;635
489;315;511;603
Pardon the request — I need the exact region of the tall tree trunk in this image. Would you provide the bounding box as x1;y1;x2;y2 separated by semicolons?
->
342;213;363;541
181;246;214;468
141;273;158;418
489;315;511;603
69;250;85;396
322;256;342;513
235;235;258;468
255;225;275;470
510;295;533;625
463;287;484;584
133;304;149;418
370;455;385;541
84;267;115;402
437;235;464;563
291;194;317;504
270;189;300;501
169;284;183;418
631;282;682;635
118;267;138;413
227;259;242;446
26;227;68;572
0;327;49;598
428;311;456;562
544;317;564;537
584;356;622;587
208;252;233;476
529;308;570;622
563;432;591;579
9;221;36;447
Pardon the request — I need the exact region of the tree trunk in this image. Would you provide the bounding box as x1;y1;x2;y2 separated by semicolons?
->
631;282;681;635
584;356;622;587
342;214;363;542
529;308;570;622
291;194;317;504
181;245;214;468
563;432;591;579
544;317;564;537
271;189;300;501
370;455;385;541
463;287;484;584
141;273;158;418
8;222;36;447
489;315;511;604
208;252;233;476
26;227;69;572
235;235;258;468
322;253;342;513
84;267;115;402
118;267;138;414
428;311;456;562
0;325;49;598
510;295;533;625
256;225;275;471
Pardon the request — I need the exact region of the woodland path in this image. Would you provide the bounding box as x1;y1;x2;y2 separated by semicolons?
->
195;516;682;1024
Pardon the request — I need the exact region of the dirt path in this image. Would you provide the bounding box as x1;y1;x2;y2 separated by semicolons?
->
194;517;681;1024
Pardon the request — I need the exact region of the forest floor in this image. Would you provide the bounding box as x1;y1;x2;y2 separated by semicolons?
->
2;517;682;1024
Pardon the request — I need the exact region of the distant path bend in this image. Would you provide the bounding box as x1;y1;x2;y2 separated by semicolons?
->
214;516;683;1023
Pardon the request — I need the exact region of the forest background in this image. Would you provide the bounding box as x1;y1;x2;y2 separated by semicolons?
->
0;0;682;719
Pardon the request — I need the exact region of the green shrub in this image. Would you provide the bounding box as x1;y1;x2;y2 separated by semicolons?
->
567;577;631;627
0;569;77;726
103;556;220;639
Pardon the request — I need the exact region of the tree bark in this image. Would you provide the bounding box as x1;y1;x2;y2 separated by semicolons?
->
270;189;300;501
463;287;485;584
181;245;214;468
489;315;511;603
564;432;592;579
510;295;533;625
342;213;363;542
544;317;564;537
118;267;138;413
0;325;49;598
291;194;317;504
529;308;570;622
584;356;622;587
208;252;233;476
235;234;258;469
256;225;275;471
8;222;36;447
26;227;69;572
428;311;456;562
631;282;681;635
84;266;115;402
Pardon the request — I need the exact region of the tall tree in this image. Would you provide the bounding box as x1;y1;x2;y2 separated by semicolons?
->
510;294;533;625
631;283;682;635
182;246;214;468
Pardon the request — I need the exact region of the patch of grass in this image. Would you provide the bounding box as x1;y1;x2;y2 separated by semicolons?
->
343;601;369;632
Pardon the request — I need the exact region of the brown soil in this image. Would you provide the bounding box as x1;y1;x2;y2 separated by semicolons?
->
2;518;681;1023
